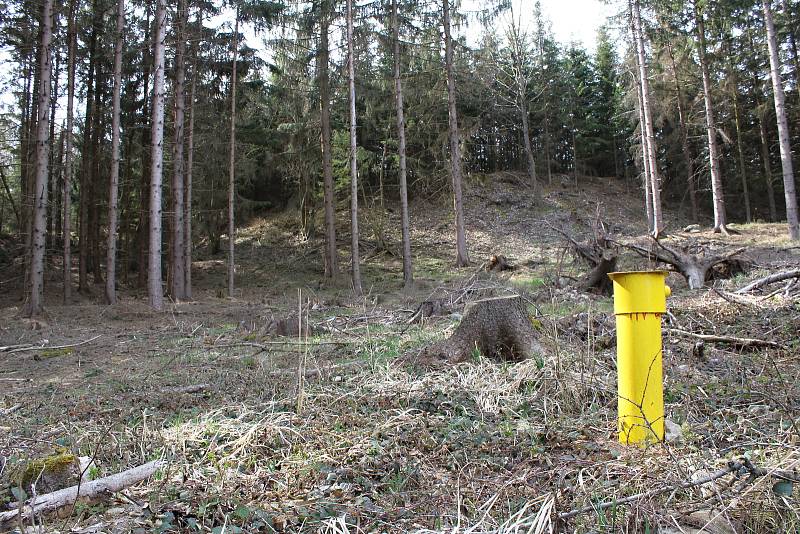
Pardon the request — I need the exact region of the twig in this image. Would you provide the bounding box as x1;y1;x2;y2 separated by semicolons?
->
666;328;782;349
5;335;102;354
0;404;22;416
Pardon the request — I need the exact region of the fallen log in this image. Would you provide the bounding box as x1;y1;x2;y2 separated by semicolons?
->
734;269;800;294
0;460;164;528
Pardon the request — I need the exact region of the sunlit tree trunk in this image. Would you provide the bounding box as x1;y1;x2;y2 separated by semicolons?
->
392;0;413;290
23;0;54;317
62;0;77;303
105;0;124;305
148;0;167;310
632;0;662;236
227;11;239;297
443;0;469;266
763;0;799;240
693;0;728;234
346;0;363;295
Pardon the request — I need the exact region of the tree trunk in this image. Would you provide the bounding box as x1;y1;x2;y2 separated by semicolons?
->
666;43;698;223
631;46;653;232
138;3;152;289
392;0;413;290
443;0;469;266
763;0;799;240
184;9;200;300
23;0;54;317
148;0;167;311
318;12;338;279
79;6;97;293
170;0;187;300
105;0;124;305
62;0;77;303
759;109;778;221
694;0;728;234
346;0;363;295
227;12;239;298
632;0;662;236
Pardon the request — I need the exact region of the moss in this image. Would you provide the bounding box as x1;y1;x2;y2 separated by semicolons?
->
19;447;77;487
37;347;74;359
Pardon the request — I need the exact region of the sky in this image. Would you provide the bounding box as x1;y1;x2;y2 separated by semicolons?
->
0;0;619;114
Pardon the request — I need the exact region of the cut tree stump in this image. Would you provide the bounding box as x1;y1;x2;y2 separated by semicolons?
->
622;238;746;289
418;296;544;364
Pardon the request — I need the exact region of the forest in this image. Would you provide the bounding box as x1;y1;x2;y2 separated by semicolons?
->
0;0;799;531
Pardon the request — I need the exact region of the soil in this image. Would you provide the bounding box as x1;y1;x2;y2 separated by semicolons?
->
1;175;799;533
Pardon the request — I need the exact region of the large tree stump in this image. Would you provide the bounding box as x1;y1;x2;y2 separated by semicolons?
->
418;296;544;364
623;238;746;289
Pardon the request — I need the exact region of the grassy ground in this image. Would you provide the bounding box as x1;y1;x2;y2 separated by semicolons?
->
1;176;799;533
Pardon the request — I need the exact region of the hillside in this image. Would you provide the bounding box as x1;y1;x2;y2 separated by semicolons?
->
1;175;799;533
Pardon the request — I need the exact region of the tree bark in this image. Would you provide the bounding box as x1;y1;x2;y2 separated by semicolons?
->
170;0;187;300
62;0;77;303
184;8;200;301
631;44;653;232
763;0;799;240
694;0;728;234
148;0;167;311
632;0;662;236
318;10;338;279
392;0;413;290
79;5;98;293
443;0;469;266
346;0;363;295
23;0;54;317
138;3;152;289
105;0;124;305
758;106;778;221
227;11;239;298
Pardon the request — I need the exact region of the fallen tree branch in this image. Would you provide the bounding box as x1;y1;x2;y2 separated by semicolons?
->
735;269;800;294
0;403;21;416
0;460;164;528
666;328;782;349
159;383;210;395
559;458;799;521
5;335;103;354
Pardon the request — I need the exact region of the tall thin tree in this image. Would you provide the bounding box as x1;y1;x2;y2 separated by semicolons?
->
318;6;338;279
763;0;799;240
346;0;363;295
23;0;54;317
443;0;469;266
391;0;413;290
227;10;239;297
631;0;662;236
148;0;167;310
105;0;125;304
184;8;201;300
171;0;188;299
62;0;78;303
693;0;728;234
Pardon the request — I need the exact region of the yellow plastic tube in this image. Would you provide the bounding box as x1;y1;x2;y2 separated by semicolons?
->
607;271;671;445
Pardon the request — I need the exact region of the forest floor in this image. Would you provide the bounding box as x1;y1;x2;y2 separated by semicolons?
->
1;174;799;533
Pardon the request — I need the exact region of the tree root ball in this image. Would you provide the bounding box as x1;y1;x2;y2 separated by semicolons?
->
417;296;545;365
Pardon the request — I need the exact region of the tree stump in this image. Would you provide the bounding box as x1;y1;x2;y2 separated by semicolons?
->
418;296;544;364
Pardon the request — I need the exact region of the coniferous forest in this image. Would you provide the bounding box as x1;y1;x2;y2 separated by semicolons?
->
1;0;799;531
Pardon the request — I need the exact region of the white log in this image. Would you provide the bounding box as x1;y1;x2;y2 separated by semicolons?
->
0;460;164;527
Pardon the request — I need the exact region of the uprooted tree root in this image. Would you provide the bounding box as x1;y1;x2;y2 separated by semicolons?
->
414;295;544;365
